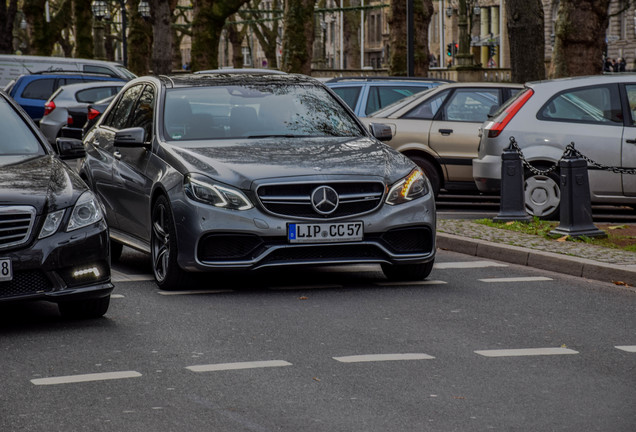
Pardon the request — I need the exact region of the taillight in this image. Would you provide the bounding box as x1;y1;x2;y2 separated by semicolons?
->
87;107;100;121
43;101;56;116
487;88;534;138
67;115;73;125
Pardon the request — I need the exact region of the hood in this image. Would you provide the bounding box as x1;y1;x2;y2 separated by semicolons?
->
161;136;415;188
0;155;86;214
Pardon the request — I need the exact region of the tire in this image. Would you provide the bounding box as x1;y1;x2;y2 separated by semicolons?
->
58;296;110;319
410;156;441;198
381;260;435;281
110;240;123;262
151;195;189;290
524;168;561;220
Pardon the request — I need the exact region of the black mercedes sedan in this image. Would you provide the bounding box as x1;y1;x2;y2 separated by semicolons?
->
0;91;112;319
79;73;436;291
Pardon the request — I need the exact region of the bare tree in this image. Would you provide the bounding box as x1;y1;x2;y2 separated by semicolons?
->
388;0;433;76
247;0;282;69
549;0;611;78
0;0;19;53
506;0;545;82
23;0;72;56
281;0;316;74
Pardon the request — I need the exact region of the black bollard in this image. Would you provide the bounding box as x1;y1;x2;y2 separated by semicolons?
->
494;140;532;222
549;145;606;238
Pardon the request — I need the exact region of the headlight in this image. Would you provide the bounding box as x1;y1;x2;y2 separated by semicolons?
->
184;176;253;210
39;209;65;239
385;168;429;205
67;191;104;231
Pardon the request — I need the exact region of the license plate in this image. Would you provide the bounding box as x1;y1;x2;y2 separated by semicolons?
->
288;222;363;243
0;258;12;282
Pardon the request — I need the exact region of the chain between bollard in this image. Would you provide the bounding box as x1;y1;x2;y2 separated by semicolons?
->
507;137;636;176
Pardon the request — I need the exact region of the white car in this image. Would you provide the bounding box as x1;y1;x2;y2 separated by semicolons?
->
39;81;124;145
473;74;636;219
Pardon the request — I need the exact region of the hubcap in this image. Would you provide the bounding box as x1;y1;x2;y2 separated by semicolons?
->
524;175;560;217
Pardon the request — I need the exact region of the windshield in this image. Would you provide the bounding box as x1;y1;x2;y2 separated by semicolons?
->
0;97;45;157
163;83;365;141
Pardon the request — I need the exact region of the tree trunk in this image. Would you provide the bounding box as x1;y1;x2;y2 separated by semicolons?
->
191;0;247;72
73;0;94;58
127;6;153;75
23;0;72;56
549;0;610;78
149;0;173;74
0;0;18;54
389;0;432;76
227;15;247;68
281;0;316;74
506;0;545;82
343;0;360;69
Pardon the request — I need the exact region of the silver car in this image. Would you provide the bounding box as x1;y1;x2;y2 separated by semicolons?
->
39;81;124;144
78;73;437;290
473;74;636;219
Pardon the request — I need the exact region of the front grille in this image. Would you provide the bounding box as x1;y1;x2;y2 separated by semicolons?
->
257;181;385;219
381;227;434;254
0;206;36;250
0;271;53;299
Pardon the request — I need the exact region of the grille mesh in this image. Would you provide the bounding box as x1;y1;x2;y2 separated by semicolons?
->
0;271;53;299
0;206;36;249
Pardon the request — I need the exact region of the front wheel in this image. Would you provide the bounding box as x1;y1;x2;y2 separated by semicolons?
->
381;260;435;282
151;195;189;291
524;169;560;220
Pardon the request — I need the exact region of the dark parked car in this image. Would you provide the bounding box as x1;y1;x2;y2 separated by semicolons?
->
0;90;112;318
78;73;437;290
61;95;116;140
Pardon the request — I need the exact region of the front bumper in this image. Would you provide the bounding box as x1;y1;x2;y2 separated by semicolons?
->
171;192;437;272
0;220;113;304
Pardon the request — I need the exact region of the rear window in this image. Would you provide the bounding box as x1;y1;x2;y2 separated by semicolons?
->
22;78;55;100
75;86;122;103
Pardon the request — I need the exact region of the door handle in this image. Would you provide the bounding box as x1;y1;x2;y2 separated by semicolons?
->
439;128;453;135
626;139;636;144
113;151;122;160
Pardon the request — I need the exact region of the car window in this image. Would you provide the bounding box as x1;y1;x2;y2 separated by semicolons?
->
75;86;122;103
440;88;500;122
0;98;45;156
625;85;636;126
102;84;142;130
330;86;361;111
403;89;450;120
164;84;364;141
538;85;622;125
22;78;55;100
365;85;431;115
129;85;154;140
60;78;87;88
83;65;116;77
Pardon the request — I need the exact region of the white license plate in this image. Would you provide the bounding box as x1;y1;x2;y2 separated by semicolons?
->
288;222;363;244
0;258;13;282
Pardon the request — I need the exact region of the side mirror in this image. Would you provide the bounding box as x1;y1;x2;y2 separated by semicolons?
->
114;127;149;149
368;122;393;142
55;138;86;160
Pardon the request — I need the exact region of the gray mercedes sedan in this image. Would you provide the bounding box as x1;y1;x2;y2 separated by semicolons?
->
78;73;436;290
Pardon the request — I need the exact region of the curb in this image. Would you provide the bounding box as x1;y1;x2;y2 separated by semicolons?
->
437;232;636;287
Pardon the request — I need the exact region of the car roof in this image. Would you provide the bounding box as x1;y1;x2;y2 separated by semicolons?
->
152;73;321;89
194;68;287;75
55;81;125;92
526;73;636;87
325;76;453;84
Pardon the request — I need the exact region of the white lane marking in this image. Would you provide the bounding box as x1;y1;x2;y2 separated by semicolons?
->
615;346;636;353
31;371;142;386
158;290;234;296
268;284;342;290
435;261;508;269
186;360;292;372
111;294;125;299
475;347;579;357
111;270;154;282
375;280;447;287
479;276;553;283
333;353;435;363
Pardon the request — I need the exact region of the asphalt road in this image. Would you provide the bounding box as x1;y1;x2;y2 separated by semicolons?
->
1;249;634;431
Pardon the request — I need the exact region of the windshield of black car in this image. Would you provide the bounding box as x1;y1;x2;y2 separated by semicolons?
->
163;84;365;141
0;98;45;157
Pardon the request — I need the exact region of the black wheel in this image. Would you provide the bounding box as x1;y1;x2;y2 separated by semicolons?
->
524;168;560;220
151;195;189;290
110;240;123;262
410;156;441;198
381;260;435;281
58;296;110;319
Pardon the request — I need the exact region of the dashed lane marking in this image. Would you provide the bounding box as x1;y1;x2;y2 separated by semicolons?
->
479;276;553;283
111;294;125;299
435;261;508;269
268;284;343;291
475;347;579;357
158;290;234;296
615;346;636;353
375;280;447;287
31;371;142;386
186;360;292;372
333;353;435;363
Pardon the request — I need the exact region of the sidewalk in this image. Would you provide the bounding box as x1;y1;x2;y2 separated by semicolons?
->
436;219;636;287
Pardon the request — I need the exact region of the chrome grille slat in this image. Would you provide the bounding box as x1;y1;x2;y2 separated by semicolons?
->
0;206;36;249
